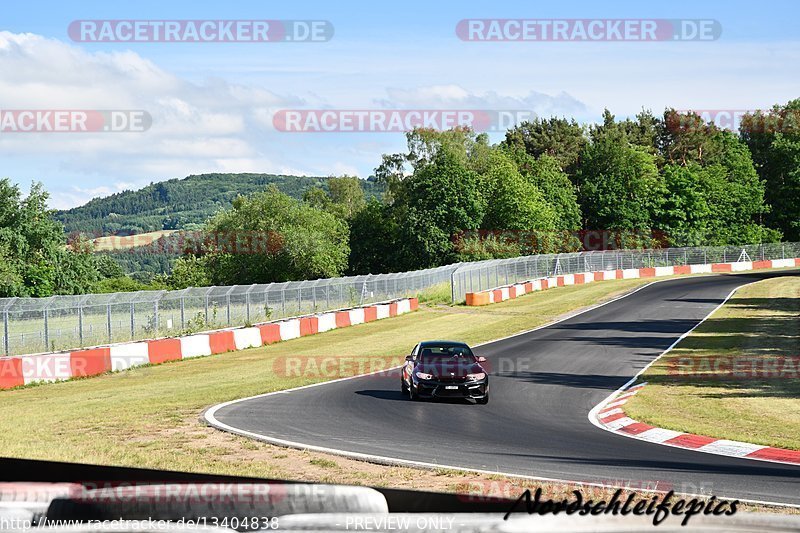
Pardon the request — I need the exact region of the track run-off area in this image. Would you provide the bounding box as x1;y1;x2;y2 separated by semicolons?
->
207;271;800;506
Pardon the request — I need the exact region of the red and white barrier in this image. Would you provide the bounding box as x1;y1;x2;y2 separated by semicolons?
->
465;258;800;306
233;328;263;350
110;343;149;372
180;335;212;359
0;297;419;390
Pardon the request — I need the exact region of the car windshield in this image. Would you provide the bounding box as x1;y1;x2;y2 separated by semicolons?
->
418;344;476;363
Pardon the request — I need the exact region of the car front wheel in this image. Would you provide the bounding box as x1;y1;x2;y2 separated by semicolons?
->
408;382;418;401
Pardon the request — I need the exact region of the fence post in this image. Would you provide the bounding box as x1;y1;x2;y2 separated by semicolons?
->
43;308;50;350
246;288;251;323
180;296;185;330
79;306;84;346
107;304;112;342
450;269;457;303
130;302;135;340
3;309;9;356
154;299;159;333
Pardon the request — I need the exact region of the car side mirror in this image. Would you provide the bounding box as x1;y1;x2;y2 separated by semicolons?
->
405;355;414;361
477;356;487;363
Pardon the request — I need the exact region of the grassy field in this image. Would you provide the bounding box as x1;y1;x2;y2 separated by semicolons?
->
1;274;795;512
91;230;179;251
0;279;655;484
624;276;800;450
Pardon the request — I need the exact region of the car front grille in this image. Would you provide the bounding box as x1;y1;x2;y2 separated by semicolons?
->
436;375;468;383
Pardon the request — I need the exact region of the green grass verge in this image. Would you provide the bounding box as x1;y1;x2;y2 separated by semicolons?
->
416;282;454;305
624;276;800;450
0;278;652;474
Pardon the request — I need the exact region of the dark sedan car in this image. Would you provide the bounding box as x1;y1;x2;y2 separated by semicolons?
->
401;340;489;403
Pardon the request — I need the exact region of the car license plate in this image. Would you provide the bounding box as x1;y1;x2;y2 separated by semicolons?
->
445;385;459;390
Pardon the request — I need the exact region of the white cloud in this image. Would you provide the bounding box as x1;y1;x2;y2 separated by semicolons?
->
0;32;299;193
9;28;796;211
376;84;587;118
48;181;145;210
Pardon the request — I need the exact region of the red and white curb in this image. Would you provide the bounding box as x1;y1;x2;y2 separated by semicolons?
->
465;257;800;306
0;298;419;390
588;279;800;467
593;382;800;466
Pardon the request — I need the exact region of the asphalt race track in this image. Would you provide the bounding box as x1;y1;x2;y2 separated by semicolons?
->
210;271;800;506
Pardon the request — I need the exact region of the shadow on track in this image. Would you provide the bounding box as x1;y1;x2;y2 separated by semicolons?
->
355;390;475;404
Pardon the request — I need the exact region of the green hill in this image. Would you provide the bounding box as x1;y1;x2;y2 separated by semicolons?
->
55;173;384;235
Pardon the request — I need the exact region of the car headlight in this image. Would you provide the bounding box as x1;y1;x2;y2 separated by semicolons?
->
467;372;486;381
415;371;433;380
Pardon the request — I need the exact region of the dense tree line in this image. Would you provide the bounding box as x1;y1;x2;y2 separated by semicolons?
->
166;103;794;287
0;180;125;297
54;173;384;235
1;103;797;297
346;105;788;273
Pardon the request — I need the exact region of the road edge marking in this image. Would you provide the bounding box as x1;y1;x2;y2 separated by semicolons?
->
204;274;800;508
588;279;800;468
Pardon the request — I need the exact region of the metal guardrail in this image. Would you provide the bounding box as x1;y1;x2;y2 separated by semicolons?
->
0;264;461;356
2;242;798;356
449;242;800;302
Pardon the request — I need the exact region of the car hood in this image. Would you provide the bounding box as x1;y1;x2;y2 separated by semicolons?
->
417;361;485;378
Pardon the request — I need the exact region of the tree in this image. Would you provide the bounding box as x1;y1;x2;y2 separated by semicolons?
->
93;254;125;279
0;179;108;296
165;256;211;289
658;164;713;246
659;109;726;167
506;148;581;230
302;186;330;211
479;151;557;235
348;199;401;274
327;176;366;219
453;233;521;262
575;135;664;232
397;150;485;268
200;186;349;284
503;117;587;175
373;128;491;203
741;100;800;240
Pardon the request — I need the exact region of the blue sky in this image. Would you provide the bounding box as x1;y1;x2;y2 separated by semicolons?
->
1;0;798;209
